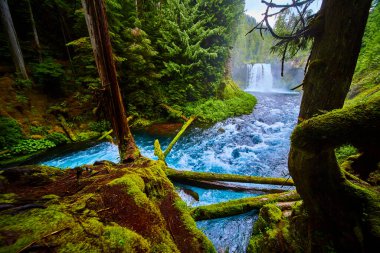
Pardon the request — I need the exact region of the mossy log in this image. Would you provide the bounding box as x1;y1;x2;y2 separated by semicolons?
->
160;104;189;121
292;96;380;153
154;116;196;161
191;191;300;221
174;178;288;194
166;168;294;186
58;115;77;141
97;129;113;141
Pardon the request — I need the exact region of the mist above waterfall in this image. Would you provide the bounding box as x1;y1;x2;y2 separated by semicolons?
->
244;63;303;93
245;63;273;92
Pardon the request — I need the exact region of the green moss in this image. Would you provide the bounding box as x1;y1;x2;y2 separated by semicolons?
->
0;204;75;253
346;83;380;107
191;191;300;221
248;204;293;253
174;200;216;253
335;145;358;164
182;79;257;123
0;160;215;253
291;95;380;152
154;139;165;161
0;193;17;204
130;118;154;128
103;225;150;252
76;131;101;142
58;242;101;253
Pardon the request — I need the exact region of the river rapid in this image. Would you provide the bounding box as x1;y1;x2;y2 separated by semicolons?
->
41;90;301;252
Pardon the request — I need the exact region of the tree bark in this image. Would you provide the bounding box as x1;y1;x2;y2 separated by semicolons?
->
288;0;377;251
0;0;28;79
81;0;139;162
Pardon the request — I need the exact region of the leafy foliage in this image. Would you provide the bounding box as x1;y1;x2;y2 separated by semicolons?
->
355;3;380;76
30;126;49;135
9;139;55;155
335;145;358;165
88;120;112;132
183;80;256;123
0;117;24;150
32;58;65;96
46;132;70;145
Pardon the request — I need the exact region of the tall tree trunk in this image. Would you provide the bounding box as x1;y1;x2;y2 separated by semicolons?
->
0;0;28;79
26;0;41;62
81;0;140;162
288;0;376;251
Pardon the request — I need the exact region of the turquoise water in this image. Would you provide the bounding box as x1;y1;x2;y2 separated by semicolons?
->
40;92;300;253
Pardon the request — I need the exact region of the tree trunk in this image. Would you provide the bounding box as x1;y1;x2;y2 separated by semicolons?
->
81;0;140;162
0;0;28;79
27;0;41;49
288;0;376;251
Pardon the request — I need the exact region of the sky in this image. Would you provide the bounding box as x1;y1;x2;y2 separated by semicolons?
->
245;0;322;26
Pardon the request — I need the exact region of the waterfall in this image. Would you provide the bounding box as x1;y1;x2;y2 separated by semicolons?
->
245;63;273;92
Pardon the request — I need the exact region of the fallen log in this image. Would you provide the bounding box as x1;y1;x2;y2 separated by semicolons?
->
191;190;300;221
166;168;294;186
160;104;189;121
97;129;113;141
58;115;77;141
173;178;289;194
154;116;196;161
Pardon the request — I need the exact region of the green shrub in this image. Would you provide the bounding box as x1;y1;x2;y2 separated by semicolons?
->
32;58;65;96
15;78;33;89
89;120;111;132
183;91;256;123
46;132;70;145
10;139;56;155
30;126;49;135
0;117;24;150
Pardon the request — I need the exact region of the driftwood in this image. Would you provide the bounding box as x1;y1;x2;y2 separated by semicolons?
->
166;168;294;186
154;116;196;161
191;190;300;221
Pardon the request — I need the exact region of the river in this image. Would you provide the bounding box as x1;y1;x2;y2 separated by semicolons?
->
40;63;302;252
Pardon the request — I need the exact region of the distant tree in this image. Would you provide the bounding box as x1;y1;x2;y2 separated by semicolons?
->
0;0;28;79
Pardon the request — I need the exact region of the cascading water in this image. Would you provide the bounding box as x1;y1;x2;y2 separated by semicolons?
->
40;92;301;253
245;63;273;92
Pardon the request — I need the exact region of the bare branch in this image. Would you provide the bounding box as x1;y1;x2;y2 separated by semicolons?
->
261;0;313;8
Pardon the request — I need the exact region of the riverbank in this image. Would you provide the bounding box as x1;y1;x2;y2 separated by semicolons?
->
0;76;256;167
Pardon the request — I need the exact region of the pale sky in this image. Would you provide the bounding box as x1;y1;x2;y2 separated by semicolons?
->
245;0;322;26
